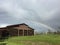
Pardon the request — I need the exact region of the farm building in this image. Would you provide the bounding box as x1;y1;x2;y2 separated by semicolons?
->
0;23;34;37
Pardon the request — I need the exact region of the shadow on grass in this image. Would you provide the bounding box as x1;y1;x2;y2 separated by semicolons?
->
0;37;9;45
0;37;8;42
0;43;7;45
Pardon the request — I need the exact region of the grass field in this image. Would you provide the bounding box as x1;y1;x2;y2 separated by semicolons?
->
0;34;60;45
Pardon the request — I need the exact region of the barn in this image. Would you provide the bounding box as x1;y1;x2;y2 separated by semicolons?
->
0;23;34;37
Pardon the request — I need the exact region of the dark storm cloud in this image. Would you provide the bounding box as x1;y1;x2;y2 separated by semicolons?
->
0;0;60;32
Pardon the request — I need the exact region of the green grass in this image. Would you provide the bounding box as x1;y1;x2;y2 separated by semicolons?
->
1;34;60;45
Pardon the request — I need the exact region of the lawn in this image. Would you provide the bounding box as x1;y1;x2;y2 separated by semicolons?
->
1;34;60;45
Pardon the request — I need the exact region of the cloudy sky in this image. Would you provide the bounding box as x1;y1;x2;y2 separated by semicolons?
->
0;0;60;32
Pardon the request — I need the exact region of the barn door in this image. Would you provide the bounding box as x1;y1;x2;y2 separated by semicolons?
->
24;30;27;36
9;29;18;36
1;30;9;38
19;30;23;36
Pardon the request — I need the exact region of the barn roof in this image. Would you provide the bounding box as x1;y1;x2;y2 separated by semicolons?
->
0;27;7;30
7;23;28;27
7;23;34;30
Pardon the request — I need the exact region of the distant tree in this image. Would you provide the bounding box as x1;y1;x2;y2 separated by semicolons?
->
56;30;60;34
56;27;60;34
48;29;52;34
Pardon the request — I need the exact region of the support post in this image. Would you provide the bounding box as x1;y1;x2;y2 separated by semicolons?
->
27;30;28;36
18;29;19;36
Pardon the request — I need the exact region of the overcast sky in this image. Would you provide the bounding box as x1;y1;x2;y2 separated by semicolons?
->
0;0;60;32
